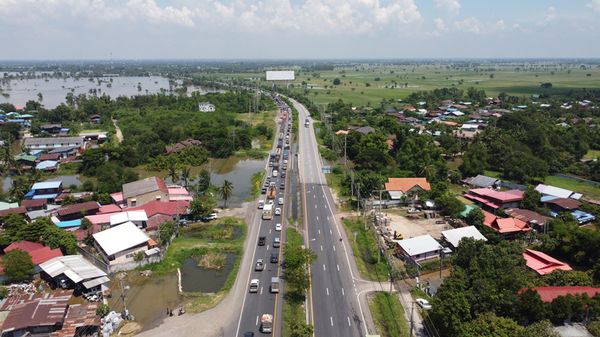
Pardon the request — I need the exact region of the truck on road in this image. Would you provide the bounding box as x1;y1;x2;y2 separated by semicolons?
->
260;314;273;333
270;277;280;293
262;204;273;220
267;184;277;199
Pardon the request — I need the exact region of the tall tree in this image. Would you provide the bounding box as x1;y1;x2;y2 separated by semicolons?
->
1;249;34;282
180;166;191;188
219;180;234;208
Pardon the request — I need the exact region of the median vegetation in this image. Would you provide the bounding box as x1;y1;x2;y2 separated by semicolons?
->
342;217;390;282
369;292;410;337
282;228;315;337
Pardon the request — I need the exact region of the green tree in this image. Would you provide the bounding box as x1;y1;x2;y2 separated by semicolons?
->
196;169;211;193
1;249;34;282
96;303;110;317
460;142;488;177
159;221;176;246
515;289;548;325
219;180;234;208
465;208;484;227
543;270;593;286
332;78;341;85
166;161;180;184
521;185;541;211
435;194;464;217
189;195;215;220
522;320;560;337
458;313;523;337
180;166;191;188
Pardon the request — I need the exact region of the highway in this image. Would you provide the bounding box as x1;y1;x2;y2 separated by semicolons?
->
293;98;368;337
234;98;292;337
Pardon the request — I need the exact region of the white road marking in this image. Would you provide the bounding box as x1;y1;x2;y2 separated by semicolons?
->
318;229;321;235
256;316;259;326
342;288;345;296
320;245;323;251
333;245;336;252
326;288;329;296
314;204;317;208
266;245;270;250
330;229;332;235
347;316;351;327
269;229;272;234
325;204;328;209
337;264;340;272
260;286;263;295
316;216;319;221
330;317;334;326
323;264;326;271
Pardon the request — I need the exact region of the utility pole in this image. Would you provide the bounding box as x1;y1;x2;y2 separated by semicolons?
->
410;301;415;337
344;133;348;168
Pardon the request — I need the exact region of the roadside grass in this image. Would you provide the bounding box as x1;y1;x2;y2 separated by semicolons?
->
141;217;245;313
282;228;311;337
250;171;265;199
544;175;600;200
369;292;410;337
342;217;390;282
410;286;433;302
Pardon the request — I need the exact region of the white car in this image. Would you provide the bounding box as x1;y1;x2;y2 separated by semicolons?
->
416;298;432;310
275;208;281;216
278;198;284;205
249;279;259;293
275;223;282;231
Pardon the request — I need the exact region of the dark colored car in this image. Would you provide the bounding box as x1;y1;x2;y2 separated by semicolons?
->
270;252;279;263
261;188;267;194
243;332;254;337
258;236;266;246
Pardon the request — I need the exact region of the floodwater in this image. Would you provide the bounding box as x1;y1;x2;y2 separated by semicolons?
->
180;253;236;293
208;157;265;207
108;272;182;331
0;75;224;108
2;175;82;192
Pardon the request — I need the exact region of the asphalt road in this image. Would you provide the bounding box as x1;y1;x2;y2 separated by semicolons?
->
234;100;292;337
293;98;368;337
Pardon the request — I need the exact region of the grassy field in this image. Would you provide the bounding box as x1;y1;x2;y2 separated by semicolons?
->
544;175;600;200
342;217;390;282
369;292;410;337
202;64;600;108
584;150;600;160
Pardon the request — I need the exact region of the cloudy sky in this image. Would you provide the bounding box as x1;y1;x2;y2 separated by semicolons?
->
1;0;599;60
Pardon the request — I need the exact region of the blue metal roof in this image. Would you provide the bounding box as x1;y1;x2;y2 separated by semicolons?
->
32;193;59;200
54;219;82;228
31;181;62;190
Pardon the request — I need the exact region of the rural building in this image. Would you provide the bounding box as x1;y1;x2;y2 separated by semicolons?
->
36;160;59;171
56;201;100;221
0;291;71;336
25;181;63;201
353;126;375;135
23;137;84;151
464;175;500;188
523;249;572;275
526;286;600;303
121;176;169;207
89;114;101;123
483;210;531;238
40;123;66;135
535;184;582;200
198;102;215;112
385;177;431;200
441;226;487;249
165;139;202;154
464;188;524;210
0;202;19;211
110;210;148;228
541;196;596;224
39;255;109;295
395;234;442;262
93;221;152;266
505;208;550;232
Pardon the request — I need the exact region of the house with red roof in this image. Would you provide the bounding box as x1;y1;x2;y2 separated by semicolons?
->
464;188;524;210
385;177;431;201
55;201;100;221
526;286;600;303
0;241;63;274
523;249;572;275
482;210;531;238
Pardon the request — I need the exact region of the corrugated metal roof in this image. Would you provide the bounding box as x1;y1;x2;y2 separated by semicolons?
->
81;276;110;289
396;235;442;257
442;226;487;248
39;255;107;284
32;181;62;190
93;221;149;256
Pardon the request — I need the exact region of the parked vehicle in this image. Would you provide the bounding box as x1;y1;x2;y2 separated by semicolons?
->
416;298;432;310
249;279;259;293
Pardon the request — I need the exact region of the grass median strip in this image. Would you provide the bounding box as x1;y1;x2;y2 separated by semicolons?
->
369;292;410;337
342;217;390;282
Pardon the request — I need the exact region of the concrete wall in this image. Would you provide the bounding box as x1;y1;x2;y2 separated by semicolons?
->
126;191;169;207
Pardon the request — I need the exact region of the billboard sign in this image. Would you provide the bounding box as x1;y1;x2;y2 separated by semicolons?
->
266;71;295;81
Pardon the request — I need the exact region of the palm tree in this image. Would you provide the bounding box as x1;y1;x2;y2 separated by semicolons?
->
180;166;191;188
166;162;180;184
219;180;234;208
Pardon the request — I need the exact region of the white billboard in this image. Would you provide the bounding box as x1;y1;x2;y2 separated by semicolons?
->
266;71;295;81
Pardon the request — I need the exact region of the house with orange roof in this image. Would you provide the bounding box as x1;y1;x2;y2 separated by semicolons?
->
384;177;431;201
525;286;600;303
522;249;572;275
482;210;531;238
0;241;63;275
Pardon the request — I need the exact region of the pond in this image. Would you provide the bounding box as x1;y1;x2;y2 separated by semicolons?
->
0;75;225;108
180;253;236;293
108;272;182;331
1;174;82;193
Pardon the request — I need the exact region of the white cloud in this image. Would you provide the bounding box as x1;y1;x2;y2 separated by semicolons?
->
540;6;556;25
453;17;505;34
434;0;460;15
588;0;600;12
434;17;448;32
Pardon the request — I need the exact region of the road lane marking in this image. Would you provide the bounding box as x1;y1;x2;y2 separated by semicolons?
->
269;229;272;234
316;216;319;221
342;288;345;296
330;317;334;326
314;204;317;208
330;229;332;235
337;264;340;272
267;245;270;250
320;245;323;251
256;316;259;326
318;229;320;235
323;264;326;271
326;288;329;296
347;316;351;327
333;245;336;252
260;286;263;295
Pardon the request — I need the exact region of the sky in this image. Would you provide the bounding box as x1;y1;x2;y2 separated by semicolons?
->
1;0;599;60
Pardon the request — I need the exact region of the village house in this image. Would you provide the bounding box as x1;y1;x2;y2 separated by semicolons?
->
24;181;63;202
40;124;68;136
121;176;169;207
464;188;524;210
482;210;531;238
395;234;443;262
535;184;582;200
526;286;600;303
505;208;550;232
441;226;487;250
198;102;215;112
463;175;500;189
93;221;155;267
109;210;148;228
522;249;572;275
0;241;63;275
384;177;431;201
39;255;109;295
164;139;202;154
23;137;84;152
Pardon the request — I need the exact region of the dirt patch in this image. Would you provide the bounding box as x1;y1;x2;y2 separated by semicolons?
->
380;210;453;241
196;252;226;270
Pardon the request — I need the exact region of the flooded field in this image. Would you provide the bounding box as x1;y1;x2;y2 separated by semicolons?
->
180;253;236;293
2;175;82;192
0;75;224;108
